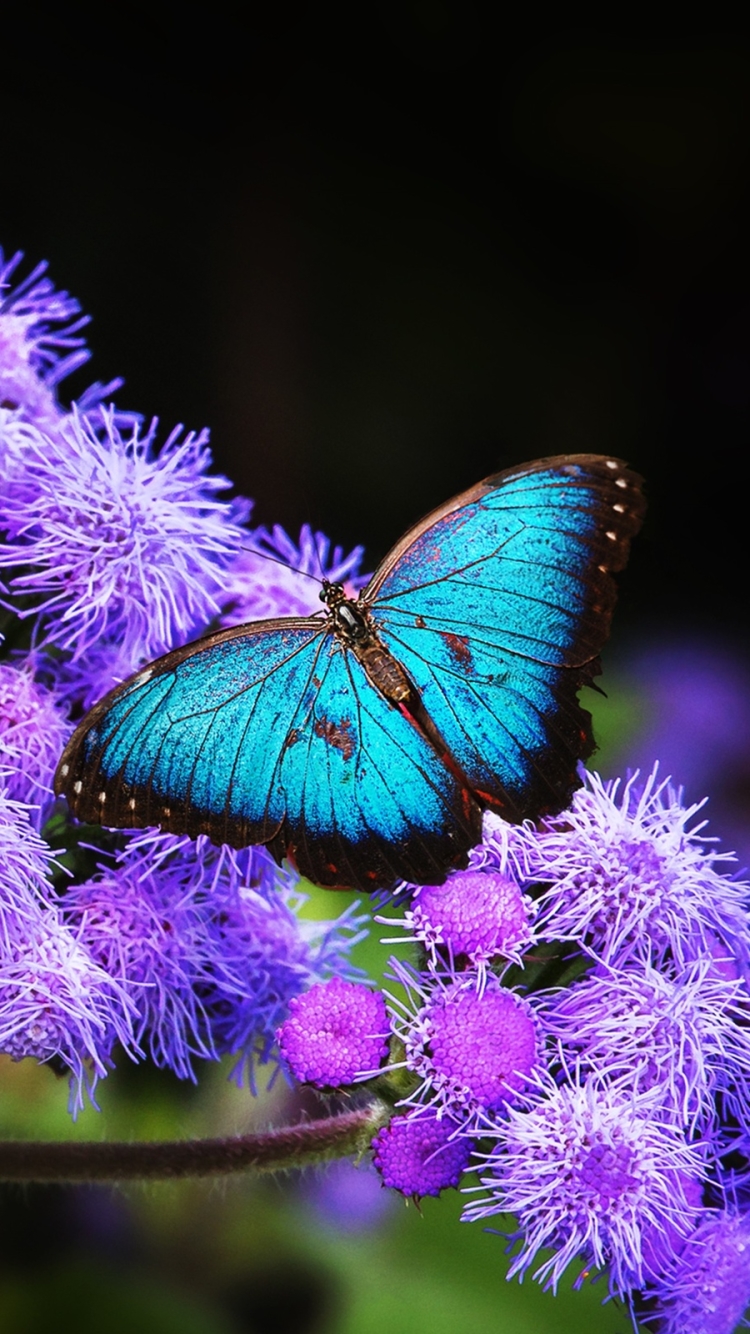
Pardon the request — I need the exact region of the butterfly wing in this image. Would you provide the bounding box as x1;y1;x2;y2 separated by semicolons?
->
365;454;645;821
56;618;480;890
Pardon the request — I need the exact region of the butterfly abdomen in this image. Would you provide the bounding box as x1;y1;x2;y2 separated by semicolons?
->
351;637;414;706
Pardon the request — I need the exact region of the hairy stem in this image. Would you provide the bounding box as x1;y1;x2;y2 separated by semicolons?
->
0;1102;390;1184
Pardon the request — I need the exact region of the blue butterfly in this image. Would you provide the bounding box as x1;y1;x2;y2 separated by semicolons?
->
55;455;644;891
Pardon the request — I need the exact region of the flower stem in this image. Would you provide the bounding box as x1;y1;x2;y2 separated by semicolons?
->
0;1102;390;1183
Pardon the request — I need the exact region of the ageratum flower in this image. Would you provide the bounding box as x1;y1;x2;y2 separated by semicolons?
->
372;1110;475;1198
278;978;389;1088
62;831;367;1085
379;867;533;974
0;248;96;427
219;521;367;624
538;957;750;1132
0;901;136;1114
0;662;71;817
386;959;541;1121
639;1208;750;1333
499;767;750;969
464;1075;707;1297
0;409;250;664
0;784;60;943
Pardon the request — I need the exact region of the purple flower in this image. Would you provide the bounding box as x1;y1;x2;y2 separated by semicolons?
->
497;767;750;969
538;957;750;1132
639;1208;750;1333
464;1076;707;1297
0;409;250;664
0;901;136;1114
0;249;96;428
219;522;367;624
388;961;541;1119
379;867;533;971
0;785;60;942
278;978;389;1088
62;831;367;1084
0;662;71;818
372;1111;474;1198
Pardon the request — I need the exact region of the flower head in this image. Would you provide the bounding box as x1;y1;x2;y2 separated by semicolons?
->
640;1208;750;1333
381;868;533;971
372;1111;474;1198
538;957;750;1131
219;522;367;624
500;767;750;968
388;961;541;1119
0;785;60;941
62;831;367;1084
0;249;94;427
278;978;389;1088
0;662;71;817
0;903;135;1113
464;1076;707;1296
0;410;249;664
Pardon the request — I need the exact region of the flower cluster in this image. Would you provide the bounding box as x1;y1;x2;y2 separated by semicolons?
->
0;248;368;1112
4;244;750;1332
281;773;750;1330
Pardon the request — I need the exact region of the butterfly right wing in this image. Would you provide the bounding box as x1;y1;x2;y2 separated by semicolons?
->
56;618;479;890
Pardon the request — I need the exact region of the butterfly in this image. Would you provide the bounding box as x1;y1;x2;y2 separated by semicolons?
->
55;454;645;892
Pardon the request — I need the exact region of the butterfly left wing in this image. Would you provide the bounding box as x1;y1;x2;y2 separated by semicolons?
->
365;454;645;821
56;618;480;891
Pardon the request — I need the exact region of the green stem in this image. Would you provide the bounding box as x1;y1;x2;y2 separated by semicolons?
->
0;1102;390;1184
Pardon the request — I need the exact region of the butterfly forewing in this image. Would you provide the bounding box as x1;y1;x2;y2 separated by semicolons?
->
365;456;644;819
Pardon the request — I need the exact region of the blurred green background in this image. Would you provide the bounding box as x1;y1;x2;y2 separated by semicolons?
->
1;11;749;1332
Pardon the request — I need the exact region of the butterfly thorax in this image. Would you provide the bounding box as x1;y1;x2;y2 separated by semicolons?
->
320;579;414;707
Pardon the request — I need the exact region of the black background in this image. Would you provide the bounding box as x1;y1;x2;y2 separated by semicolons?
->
2;10;749;640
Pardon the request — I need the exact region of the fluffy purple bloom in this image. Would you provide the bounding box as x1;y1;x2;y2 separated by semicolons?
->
0;785;60;942
219;522;367;624
464;1076;707;1297
62;831;366;1084
202;884;368;1086
278;978;389;1088
0;902;136;1113
372;1111;474;1198
0;662;71;817
380;868;533;970
388;961;541;1118
0;249;96;427
0;409;250;664
538;958;750;1132
640;1208;750;1333
497;767;750;969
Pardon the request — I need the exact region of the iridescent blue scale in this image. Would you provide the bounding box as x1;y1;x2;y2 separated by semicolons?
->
55;455;645;891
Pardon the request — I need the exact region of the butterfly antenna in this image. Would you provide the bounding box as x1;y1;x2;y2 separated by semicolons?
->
236;541;324;585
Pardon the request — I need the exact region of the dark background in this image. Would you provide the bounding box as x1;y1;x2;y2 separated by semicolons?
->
1;13;750;1333
2;12;749;640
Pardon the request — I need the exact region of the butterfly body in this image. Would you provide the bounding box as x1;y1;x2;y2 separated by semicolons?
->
55;455;645;891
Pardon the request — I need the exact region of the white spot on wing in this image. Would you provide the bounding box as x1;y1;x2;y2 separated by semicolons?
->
99;791;106;804
615;477;627;489
605;459;619;470
129;797;136;810
606;530;618;541
73;780;82;795
60;763;69;777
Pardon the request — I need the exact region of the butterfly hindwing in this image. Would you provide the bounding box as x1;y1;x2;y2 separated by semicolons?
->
58;619;480;890
366;455;644;819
